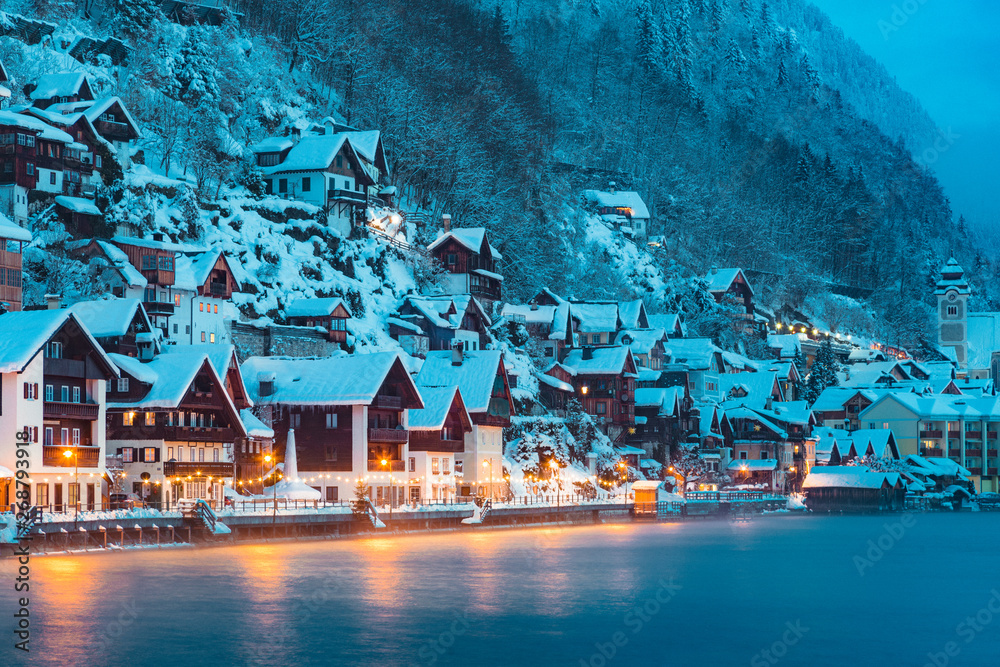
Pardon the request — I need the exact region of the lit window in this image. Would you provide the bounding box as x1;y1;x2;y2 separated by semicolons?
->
213;304;218;314
201;332;206;342
145;412;155;426
199;302;204;312
210;333;216;343
123;412;135;426
175;294;181;306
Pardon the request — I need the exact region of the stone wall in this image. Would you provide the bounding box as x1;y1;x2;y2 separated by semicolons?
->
229;322;337;361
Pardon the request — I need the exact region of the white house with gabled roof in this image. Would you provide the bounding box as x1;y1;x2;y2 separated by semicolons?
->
406;385;473;502
0;309;119;512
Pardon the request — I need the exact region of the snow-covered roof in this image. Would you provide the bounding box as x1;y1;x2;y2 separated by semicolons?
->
402;294;490;330
407;385;470;431
582;189;651;219
502;303;559;326
618;300;647;329
0;310;117;376
705;267;753;295
802;466;900;489
570;302;619;333
725;406;788;439
416;350;508;414
173;250;230;292
647;312;686;336
0;109;74;143
66;298;148;339
535;371;574;393
344;130;381;162
767;334;801;357
54;195;101;215
615;328;666;355
561;346;635;376
243;353;416;407
0;212;30;242
720;371;781;409
265;133;362;174
91;240;146;288
251;136;295;153
240;409;274;439
427;227;502;260
111;235;204;253
161;343;248;406
811;386;880;413
29;72;90;100
664;338;720;370
634;386;682;416
286;297;351;319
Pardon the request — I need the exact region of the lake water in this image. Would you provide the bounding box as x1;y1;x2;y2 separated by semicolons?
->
3;513;1000;666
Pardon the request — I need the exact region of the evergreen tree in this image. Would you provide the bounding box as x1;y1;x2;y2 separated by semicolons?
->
776;59;788;88
174;26;221;107
636;0;663;78
113;0;161;41
725;39;748;76
802;340;840;405
351;480;371;519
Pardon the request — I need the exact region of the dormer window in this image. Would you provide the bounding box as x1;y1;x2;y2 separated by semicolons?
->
260;380;274;396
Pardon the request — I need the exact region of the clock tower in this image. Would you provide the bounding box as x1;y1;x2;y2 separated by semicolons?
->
934;257;970;369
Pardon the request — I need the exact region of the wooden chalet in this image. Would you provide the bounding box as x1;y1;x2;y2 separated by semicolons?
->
66;298;157;359
426;224;503;308
242;353;423;505
28;72;94;110
392;294;491;357
803;467;906;512
406;385;473;501
106;351;248;507
285;297;352;344
705;267;754;316
551;346;638;435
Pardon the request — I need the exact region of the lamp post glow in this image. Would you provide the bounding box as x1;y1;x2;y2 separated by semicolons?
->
381;458;394;518
549;459;559;508
264;454;277;523
63;449;79;522
617;459;629;509
482;458;494;501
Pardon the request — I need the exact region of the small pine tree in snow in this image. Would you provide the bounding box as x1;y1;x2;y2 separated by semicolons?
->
636;0;663;78
801;340;840;405
669;442;707;494
776;59;788;88
175;26;221;107
351;479;371;519
114;0;161;42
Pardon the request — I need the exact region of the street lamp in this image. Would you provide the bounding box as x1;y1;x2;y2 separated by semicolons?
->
380;458;393;518
482;458;494;501
264;454;277;523
617;459;628;509
63;449;79;522
549;459;559;508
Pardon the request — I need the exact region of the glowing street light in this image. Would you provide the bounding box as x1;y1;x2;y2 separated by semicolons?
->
63;449;79;522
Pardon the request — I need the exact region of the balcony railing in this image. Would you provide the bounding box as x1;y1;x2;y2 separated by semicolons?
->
989;449;998;457
948;431;961;439
164;426;236;443
43;445;101;468
43;401;100;420
209;281;228;297
163;461;235;477
368;427;408;443
143;299;175;315
966;447;983;455
328;189;367;205
367;459;405;472
182;391;216;407
990;432;998;440
44;357;86;378
920;430;943;439
94;119;134;139
989;468;999;476
371;394;403;410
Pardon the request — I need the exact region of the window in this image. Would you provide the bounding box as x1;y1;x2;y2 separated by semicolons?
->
326;487;339;502
761;451;769;459
69;428;80;446
118;377;129;392
302;177;311;192
36;484;48;508
325;445;338;461
189;446;196;462
326;413;338;429
408;457;415;472
142;447;156;462
45;384;53;401
210;333;216;343
144;412;155;426
432;458;440;474
26;163;34;175
454;460;463;474
174;294;181;307
49;172;56;185
279;178;288;192
73;386;81;403
739;450;748;460
142;255;156;270
596;402;607;414
24;382;38;400
947;305;958;316
47;341;62;358
61;428;69;446
123;412;135;426
443;458;451;474
214;304;218;314
447;253;457;265
44;427;53;446
290;413;301;429
168;447;174;460
201;332;206;342
61;386;69;402
95;155;102;168
198;448;205;462
213;448;220;462
159;256;174;271
200;302;204;312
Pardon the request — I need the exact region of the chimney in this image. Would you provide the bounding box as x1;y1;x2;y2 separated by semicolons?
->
766;396;773;410
45;294;61;310
530;300;538;311
609;180;616;194
323;117;335;135
711;266;718;275
582;347;594;361
451;342;464;366
442;213;451;233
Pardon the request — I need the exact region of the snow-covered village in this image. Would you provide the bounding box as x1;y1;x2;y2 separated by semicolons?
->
1;0;999;665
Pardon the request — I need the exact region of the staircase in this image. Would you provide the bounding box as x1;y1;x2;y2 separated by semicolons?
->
363;498;386;528
480;499;493;521
17;506;40;539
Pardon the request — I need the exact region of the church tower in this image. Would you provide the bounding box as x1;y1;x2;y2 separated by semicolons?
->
934;258;971;370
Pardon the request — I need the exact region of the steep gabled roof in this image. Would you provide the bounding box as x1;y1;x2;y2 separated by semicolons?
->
705;267;753;296
618;300;649;329
0;211;30;242
416;350;511;415
162;344;250;409
29;72;92;101
286;297;351;319
570;302;620;333
427;227;502;260
561;346;637;376
243;353;421;408
407;385;472;431
66;298;151;339
0;310;118;376
582;190;650;218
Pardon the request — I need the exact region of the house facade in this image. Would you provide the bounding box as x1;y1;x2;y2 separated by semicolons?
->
406;385;472;502
426;225;503;313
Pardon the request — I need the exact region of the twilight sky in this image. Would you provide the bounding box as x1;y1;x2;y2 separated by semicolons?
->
808;0;1000;231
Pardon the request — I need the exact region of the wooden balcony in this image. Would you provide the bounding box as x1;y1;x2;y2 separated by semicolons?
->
367;459;405;472
44;401;100;420
94;119;134;140
43;445;101;468
143;299;175;316
989;468;998;476
990;432;999;440
164;426;235;443
966;447;983;455
44;357;86;378
209;281;228;297
182;391;217;407
371;394;403;410
328;189;367;205
164;461;234;477
920;430;943;439
948;449;961;458
966;432;983;441
948;430;962;439
368;427;408;444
